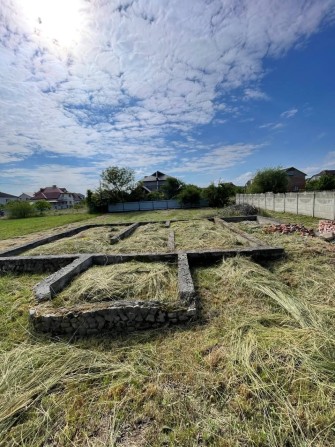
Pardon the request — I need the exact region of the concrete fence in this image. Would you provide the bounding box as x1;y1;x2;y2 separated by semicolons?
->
108;199;209;213
236;191;335;220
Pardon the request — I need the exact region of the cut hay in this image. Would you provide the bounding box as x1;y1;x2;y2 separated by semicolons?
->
53;261;178;307
0;343;131;441
111;223;169;253
24;227;118;255
200;256;319;329
172;219;245;250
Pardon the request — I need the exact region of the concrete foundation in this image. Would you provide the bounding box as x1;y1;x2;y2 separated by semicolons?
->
0;216;284;337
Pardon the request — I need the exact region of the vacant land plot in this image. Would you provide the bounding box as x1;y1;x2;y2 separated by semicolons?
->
53;261;178;307
1;211;335;446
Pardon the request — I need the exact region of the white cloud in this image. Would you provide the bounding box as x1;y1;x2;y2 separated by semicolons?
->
0;0;334;191
280;108;298;118
243;88;269;101
259;122;285;130
170;143;263;174
232;171;254;185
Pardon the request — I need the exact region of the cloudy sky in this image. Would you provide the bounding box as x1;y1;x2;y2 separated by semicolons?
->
1;0;335;195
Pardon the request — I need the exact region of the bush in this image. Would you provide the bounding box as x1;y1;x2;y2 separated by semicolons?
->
177;185;202;206
203;182;236;207
247;167;288;193
5;201;35;219
34;200;52;215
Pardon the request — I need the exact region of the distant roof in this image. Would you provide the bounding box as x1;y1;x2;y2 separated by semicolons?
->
0;191;18;199
33;185;68;200
19;192;34;197
283;167;307;176
141;171;169;182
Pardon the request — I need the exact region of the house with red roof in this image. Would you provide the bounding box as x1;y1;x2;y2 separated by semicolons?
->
33;185;84;209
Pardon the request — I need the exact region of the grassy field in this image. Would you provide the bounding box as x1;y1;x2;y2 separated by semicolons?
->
0;213;100;240
1;210;335;446
259;209;321;228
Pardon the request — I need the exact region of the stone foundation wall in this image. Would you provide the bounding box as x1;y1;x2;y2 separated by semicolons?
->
30;300;197;336
0;255;79;273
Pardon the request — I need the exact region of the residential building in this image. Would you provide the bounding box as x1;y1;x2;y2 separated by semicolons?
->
33;185;84;209
140;171;169;192
284;167;306;192
309;170;335;182
0;191;19;206
19;192;34;201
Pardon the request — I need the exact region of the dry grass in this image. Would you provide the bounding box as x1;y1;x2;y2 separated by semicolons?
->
24;227;118;255
111;223;169;253
172;219;245;250
53;261;178;307
2;213;335;446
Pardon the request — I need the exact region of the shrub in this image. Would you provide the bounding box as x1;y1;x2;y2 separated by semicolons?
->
34;200;52;215
5;201;35;219
177;184;202;206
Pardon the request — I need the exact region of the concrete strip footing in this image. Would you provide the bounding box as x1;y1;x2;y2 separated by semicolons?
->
110;223;139;244
214;217;267;247
0;255;79;273
34;254;93;301
0;224;116;257
178;253;196;305
167;231;175;251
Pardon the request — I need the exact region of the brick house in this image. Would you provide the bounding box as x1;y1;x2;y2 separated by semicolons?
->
283;167;306;192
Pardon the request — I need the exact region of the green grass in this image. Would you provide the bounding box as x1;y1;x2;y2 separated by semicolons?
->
0;213;100;240
258;209;321;228
96;207;218;223
1;210;335;445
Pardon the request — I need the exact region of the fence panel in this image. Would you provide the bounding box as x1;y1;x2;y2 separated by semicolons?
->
108;199;208;213
236;191;335;220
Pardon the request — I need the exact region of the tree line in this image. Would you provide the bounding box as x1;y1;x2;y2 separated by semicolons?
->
246;168;335;194
86;166;243;212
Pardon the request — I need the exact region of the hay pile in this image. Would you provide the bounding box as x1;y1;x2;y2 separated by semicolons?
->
111;223;169;253
24;227;117;255
172;220;244;250
54;261;178;306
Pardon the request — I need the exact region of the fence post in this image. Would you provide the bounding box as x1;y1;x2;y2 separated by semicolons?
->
296;194;299;215
284;194;286;213
312;192;315;218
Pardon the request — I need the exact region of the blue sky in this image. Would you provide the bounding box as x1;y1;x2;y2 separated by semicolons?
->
0;0;335;195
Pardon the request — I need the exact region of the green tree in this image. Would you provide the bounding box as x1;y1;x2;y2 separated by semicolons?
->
161;176;185;199
147;190;165;200
177;184;202;206
305;180;320;191
318;174;335;190
5;201;34;219
203;182;236;207
101;166;136;203
34;200;52;215
247;167;288;193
